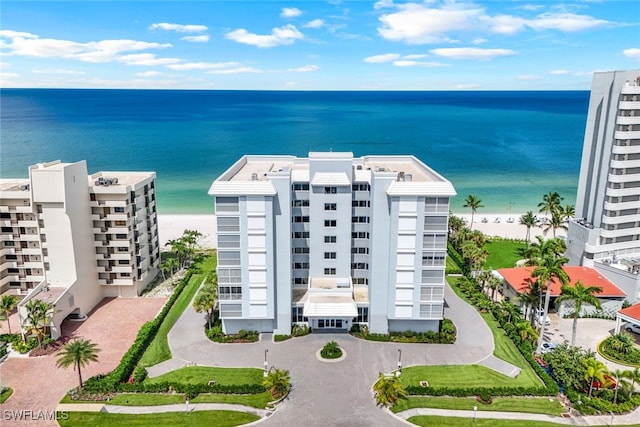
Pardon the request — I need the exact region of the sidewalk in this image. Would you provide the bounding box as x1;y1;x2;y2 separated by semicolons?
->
56;402;272;418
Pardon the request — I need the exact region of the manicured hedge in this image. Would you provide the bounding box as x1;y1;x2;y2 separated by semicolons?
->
406;385;552;397
83;270;195;393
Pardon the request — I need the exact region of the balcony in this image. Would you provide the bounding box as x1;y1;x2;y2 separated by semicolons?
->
608;172;640;183
610;159;640;169
617;115;640;125
600;226;640;239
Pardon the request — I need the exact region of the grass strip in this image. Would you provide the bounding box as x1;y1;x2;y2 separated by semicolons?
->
144;366;263;386
483;240;526;270
407;416;614;427
0;387;13;404
399;365;538;389
58;410;259;427
392;396;565;416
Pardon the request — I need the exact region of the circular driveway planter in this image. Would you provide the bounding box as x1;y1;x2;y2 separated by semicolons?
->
316;347;346;363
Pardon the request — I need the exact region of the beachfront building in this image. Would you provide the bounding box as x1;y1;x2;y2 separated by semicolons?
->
566;70;640;303
0;160;160;338
209;152;456;335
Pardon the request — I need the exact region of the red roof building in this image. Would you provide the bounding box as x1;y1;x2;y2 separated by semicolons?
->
618;304;640;323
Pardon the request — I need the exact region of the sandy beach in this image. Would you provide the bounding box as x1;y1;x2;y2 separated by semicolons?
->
157;212;565;250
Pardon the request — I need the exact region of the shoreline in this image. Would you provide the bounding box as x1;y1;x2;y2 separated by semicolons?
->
157;212;565;249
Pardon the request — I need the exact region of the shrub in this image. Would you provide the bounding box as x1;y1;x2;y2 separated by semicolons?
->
274;334;291;342
133;366;148;384
320;341;342;359
292;324;310;337
599;334;640;366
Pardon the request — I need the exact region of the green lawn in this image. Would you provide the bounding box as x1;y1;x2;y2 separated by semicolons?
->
58;411;259;427
0;387;13;404
483;240;526;269
138;253;217;368
446;275;542;387
145;366;263;386
392;396;565;416
446;256;462;273
407;416;621;427
399;365;538;389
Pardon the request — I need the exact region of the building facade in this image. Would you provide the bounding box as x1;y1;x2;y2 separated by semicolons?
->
209;152;456;335
566;70;640;303
0;160;160;338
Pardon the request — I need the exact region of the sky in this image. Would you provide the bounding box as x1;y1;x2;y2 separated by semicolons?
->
1;0;639;90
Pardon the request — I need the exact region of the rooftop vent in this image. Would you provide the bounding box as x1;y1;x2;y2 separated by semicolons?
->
405;174;413;181
95;177;119;187
398;171;405;182
19;184;30;191
251;173;258;181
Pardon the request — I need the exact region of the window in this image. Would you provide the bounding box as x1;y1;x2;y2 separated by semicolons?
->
294;262;310;269
114;207;125;213
218;216;240;232
352;200;370;207
292;306;307;322
218;251;241;266
292;200;309;207
220;303;243;317
422;270;443;284
293;231;310;239
324;268;336;275
353;278;368;285
293;183;310;191
218;268;241;284
293;277;309;285
324;220;337;227
293;216;310;223
293;247;310;254
324;186;337;194
423;233;447;249
351;247;369;254
117;259;129;265
354;307;369;323
218;234;240;248
352;216;369;223
115;233;127;239
424;216;448;231
351;263;368;270
324;235;337;243
324;252;337;259
425;197;449;213
219;287;243;300
324;203;337;211
422;252;446;267
351;231;369;239
352;183;370;191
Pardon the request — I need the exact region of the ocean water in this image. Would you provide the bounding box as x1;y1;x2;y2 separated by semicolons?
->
0;89;589;214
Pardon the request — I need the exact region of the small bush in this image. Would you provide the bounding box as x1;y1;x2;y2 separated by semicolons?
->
274;334;291;342
292;324;310;337
320;341;342;359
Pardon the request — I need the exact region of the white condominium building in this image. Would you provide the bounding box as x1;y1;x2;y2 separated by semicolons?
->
209;152;456;335
567;70;640;302
0;160;160;338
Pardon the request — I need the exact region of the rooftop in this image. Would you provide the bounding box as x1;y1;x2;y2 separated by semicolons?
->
32;286;67;305
0;179;30;192
497;266;626;298
90;171;155;189
618;303;640;322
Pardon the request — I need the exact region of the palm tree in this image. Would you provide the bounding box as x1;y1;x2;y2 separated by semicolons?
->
56;339;101;389
193;281;216;330
461;240;487;277
556;280;602;346
262;368;290;400
462;195;484;230
623;367;640;397
538;191;563;217
583;357;607;398
24;299;55;348
161;257;180;283
515;320;538;345
561;204;575;219
530;239;569;353
519;211;539;246
0;295;19;334
612;369;627;404
542;210;568;238
373;372;408;407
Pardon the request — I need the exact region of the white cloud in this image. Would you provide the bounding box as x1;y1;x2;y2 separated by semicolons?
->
623;48;640;60
456;83;481;89
517;4;545;12
377;3;484;44
281;7;302;18
181;35;210;43
430;47;516;60
403;54;428;60
288;65;319;72
117;53;180;66
374;0;395;10
364;53;401;63
550;69;570;75
517;74;540;80
31;68;85;75
167;61;242;71
471;38;487;45
481;15;527;35
136;71;161;77
207;67;262;74
1;72;19;78
304;19;325;29
393;60;448;67
225;25;303;48
0;31;173;64
527;13;609;32
149;23;208;33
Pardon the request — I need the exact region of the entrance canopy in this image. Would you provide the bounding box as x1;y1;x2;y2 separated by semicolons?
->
303;295;358;318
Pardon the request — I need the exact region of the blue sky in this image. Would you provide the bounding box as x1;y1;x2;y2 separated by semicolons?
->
1;1;638;90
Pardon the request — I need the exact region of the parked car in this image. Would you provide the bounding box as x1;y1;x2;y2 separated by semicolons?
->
624;323;640;334
535;309;551;326
540;342;557;353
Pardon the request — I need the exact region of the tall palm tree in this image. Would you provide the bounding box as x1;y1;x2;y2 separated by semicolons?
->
373;372;408;407
556;280;602;346
262;368;290;400
611;369;627;404
0;295;19;334
583;357;607;398
623;367;640;397
530;239;569;353
519;211;539;246
462;195;484;230
56;339;101;389
542;210;569;238
461;240;487;277
519;281;541;326
193;281;216;330
538;191;563;217
24;299;55;348
561;204;575;219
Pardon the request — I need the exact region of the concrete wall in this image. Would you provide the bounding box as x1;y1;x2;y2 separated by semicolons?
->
271;174;292;335
594;262;640;303
388;319;439;333
222;318;274;335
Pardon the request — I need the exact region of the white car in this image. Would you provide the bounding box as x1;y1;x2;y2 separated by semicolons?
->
624;323;640;334
540;342;557;353
535;309;551;326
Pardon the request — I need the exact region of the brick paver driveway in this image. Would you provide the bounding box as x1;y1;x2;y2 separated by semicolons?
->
0;297;166;427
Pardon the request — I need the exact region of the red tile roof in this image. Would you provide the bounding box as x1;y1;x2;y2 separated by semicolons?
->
618;304;640;322
497;266;626;298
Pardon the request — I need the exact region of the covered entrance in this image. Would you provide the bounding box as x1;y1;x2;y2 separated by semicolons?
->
316;318;346;330
303;277;358;333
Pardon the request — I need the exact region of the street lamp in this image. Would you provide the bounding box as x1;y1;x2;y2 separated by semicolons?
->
397;349;402;372
263;349;269;377
473;405;478;426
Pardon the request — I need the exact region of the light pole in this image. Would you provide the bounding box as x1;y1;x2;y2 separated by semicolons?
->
263;349;268;377
397;349;402;373
473;405;478;426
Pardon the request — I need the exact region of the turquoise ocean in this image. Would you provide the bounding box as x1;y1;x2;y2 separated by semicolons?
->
0;89;589;214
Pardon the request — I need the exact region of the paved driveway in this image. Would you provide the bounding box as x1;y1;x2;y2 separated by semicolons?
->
0;297;166;427
148;282;518;427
